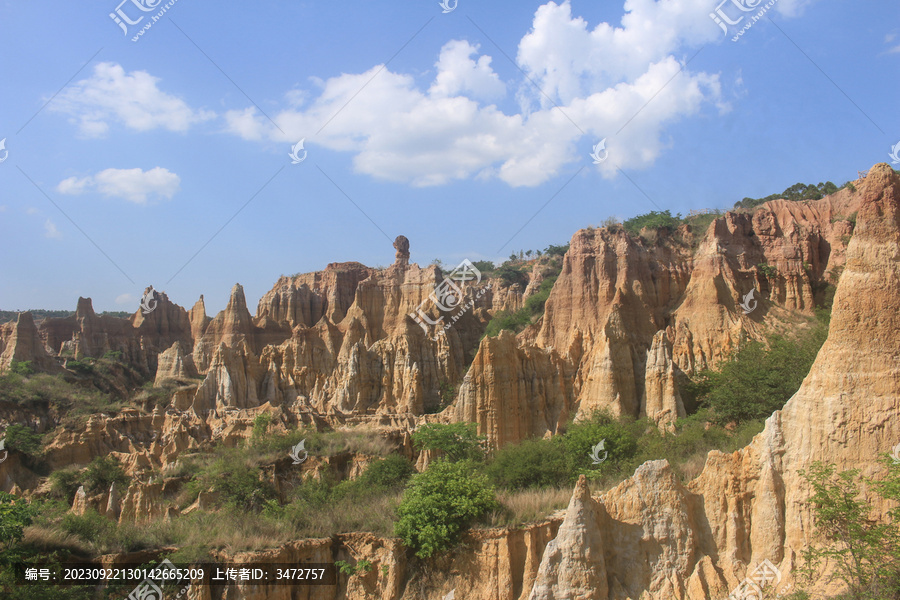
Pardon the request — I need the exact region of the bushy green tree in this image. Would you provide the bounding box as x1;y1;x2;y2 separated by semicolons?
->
83;456;129;494
0;492;36;552
797;460;900;599
689;325;826;426
544;244;569;257
412;423;485;462
561;412;639;478
495;263;528;287
3;425;42;456
208;453;276;511
485;438;568;489
360;455;415;489
395;460;498;558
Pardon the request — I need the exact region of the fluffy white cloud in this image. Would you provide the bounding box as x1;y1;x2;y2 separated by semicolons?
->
57;167;181;204
429;40;506;101
44;219;61;239
115;293;135;305
51;63;214;137
224;0;803;186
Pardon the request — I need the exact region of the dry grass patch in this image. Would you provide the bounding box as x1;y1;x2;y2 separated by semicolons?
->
486;486;573;527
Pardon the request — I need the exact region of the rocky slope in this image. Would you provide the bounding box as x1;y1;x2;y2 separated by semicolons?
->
1;164;894;599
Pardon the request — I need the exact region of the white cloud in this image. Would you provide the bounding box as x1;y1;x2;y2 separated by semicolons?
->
44;219;61;239
115;293;135;305
429;40;506;101
57;167;181;204
224;0;809;187
51;62;214;137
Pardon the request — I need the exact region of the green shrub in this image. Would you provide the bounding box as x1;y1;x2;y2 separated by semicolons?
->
412;423;484;462
471;260;494;274
251;413;273;439
208;453;276;511
524;276;558;316
395;460;498;558
0;492;37;552
544;244;569;257
66;360;93;375
483;309;532;338
796;460;900;599
495;263;528;287
623;210;683;235
49;469;82;503
485;438;568;489
689;322;826;426
60;510;113;542
9;361;34;376
560;412;640;479
757;263;778;278
335;559;372;576
3;425;42;456
360;455;415;490
83;456;129;494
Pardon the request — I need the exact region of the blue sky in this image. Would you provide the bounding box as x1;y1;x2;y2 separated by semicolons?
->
0;0;897;314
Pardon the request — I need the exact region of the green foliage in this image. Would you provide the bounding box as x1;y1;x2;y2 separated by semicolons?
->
412;423;485;462
251;413;273;439
483;309;532;338
60;509;114;543
623;210;682;235
101;350;123;362
485;438;568;489
471;260;494;273
0;492;37;551
796;460;900;599
335;559;373;576
524;275;558;316
359;455;415;490
207;451;276;511
83;456;129;494
9;361;34;376
66;359;94;375
757;263;778;278
544;244;569;257
49;469;82;503
560;411;639;479
495;263;528;287
395;459;498;558
3;424;42;456
687;321;827;426
735;181;841;210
